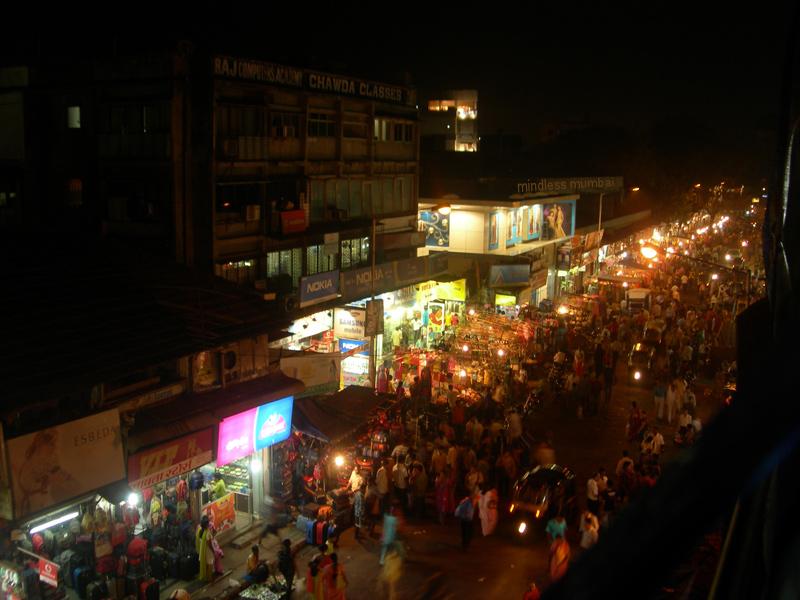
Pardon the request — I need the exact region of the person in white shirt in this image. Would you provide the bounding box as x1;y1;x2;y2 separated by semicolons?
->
586;472;600;515
346;465;365;493
615;450;634;477
392;461;409;506
651;427;665;463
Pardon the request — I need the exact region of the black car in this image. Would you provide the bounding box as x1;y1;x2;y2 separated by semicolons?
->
509;464;577;537
628;342;657;384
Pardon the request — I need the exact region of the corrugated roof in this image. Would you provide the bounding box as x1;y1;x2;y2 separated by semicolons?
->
0;234;289;412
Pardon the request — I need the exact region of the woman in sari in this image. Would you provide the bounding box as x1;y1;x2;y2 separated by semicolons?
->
434;466;454;525
195;516;212;582
306;558;324;600
322;553;347;600
208;523;224;575
549;536;570;583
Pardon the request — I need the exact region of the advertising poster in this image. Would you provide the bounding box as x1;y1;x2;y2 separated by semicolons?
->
333;307;366;339
128;428;214;491
506;211;513;240
525;204;542;240
217;396;295;467
489;213;499;250
203;492;236;533
340;263;395;303
420;211;450;248
7;410;125;520
542;201;575;240
281;354;341;396
428;302;445;333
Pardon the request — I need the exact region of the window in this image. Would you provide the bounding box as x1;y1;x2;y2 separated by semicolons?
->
103;103;170;135
220;260;260;285
67;106;81;129
266;248;302;294
340;237;370;271
218;105;266;137
374;119;413;142
271;113;299;138
66;179;83;208
343;116;367;139
216;183;260;219
306;245;337;275
308;112;335;137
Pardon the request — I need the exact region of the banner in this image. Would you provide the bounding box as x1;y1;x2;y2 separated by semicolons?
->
203;492;236;534
281;209;307;234
524;205;542;241
488;213;500;250
420;211;449;247
394;257;428;284
281;354;341;396
39;558;58;588
428;302;445;334
7;410;125;519
427;252;449;276
127;428;214;491
340;264;395;302
299;270;339;308
365;299;384;337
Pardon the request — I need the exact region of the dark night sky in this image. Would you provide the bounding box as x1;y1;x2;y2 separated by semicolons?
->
6;2;796;148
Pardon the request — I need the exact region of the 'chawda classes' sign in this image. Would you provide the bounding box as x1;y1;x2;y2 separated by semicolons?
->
213;56;408;105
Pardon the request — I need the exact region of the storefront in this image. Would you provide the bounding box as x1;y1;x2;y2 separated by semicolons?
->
1;410;128;600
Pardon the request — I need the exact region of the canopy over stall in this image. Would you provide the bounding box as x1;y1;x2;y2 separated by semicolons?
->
292;386;390;443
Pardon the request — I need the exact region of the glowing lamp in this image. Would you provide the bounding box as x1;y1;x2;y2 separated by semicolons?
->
518;523;527;534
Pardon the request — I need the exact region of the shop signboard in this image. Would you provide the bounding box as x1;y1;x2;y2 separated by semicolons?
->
217;396;295;467
333;307;366;339
340;263;396;302
323;232;339;255
203;492;236;534
280;355;341;396
495;294;517;306
117;381;187;414
394;257;428;284
127;428;214;491
531;268;549;290
299;270;339;308
281;209;307;234
253;397;293;451
39;558;58;588
427;251;449;277
339;339;369;356
6;410;126;520
489;265;530;287
393;285;417;307
416;279;466;304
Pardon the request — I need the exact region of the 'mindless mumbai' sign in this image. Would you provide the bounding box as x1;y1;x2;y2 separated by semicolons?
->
515;176;624;194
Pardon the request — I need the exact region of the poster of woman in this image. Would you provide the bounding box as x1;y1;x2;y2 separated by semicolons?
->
506;211;513;240
490;213;498;247
532;205;542;236
543;203;572;240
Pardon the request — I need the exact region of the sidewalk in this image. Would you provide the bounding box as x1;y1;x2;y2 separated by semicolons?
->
158;516;308;600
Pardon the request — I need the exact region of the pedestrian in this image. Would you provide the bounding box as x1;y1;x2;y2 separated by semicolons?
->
434;466;455;525
653;378;667;421
626;401;642;442
305;559;324;600
277;538;298;600
477;482;499;536
379;503;406;565
378;548;403;600
666;381;678;424
579;509;599;552
586;471;600;516
454;494;477;550
549;536;570;583
353;483;365;541
522;581;540;600
322;553;347;600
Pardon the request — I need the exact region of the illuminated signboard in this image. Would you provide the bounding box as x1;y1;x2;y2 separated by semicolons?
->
217;397;294;466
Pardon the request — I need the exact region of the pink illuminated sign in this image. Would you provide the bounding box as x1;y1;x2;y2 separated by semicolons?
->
216;408;257;467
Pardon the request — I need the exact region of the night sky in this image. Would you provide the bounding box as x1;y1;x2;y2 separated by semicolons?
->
4;2;796;148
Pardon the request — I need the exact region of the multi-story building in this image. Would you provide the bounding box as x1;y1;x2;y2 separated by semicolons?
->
419;89;478;152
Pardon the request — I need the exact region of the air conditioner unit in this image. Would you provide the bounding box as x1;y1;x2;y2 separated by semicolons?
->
245;205;261;221
222;139;239;158
219;346;241;384
280;296;296;312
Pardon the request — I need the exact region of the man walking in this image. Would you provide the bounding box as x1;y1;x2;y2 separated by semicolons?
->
454;494;478;551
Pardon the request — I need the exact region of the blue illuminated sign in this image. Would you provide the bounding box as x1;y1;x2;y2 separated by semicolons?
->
253;396;294;451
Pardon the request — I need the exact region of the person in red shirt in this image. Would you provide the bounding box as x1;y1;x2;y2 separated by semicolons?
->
523;581;540;600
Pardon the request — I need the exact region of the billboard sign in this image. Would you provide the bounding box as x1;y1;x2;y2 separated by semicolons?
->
6;410;125;519
128;428;214;491
217;396;295;466
280;355;341;396
299;270;339;308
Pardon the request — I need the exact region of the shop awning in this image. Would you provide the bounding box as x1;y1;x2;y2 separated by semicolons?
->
615;259;653;271
292;386;391;443
596;274;644;284
126;370;305;453
97;478;136;505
